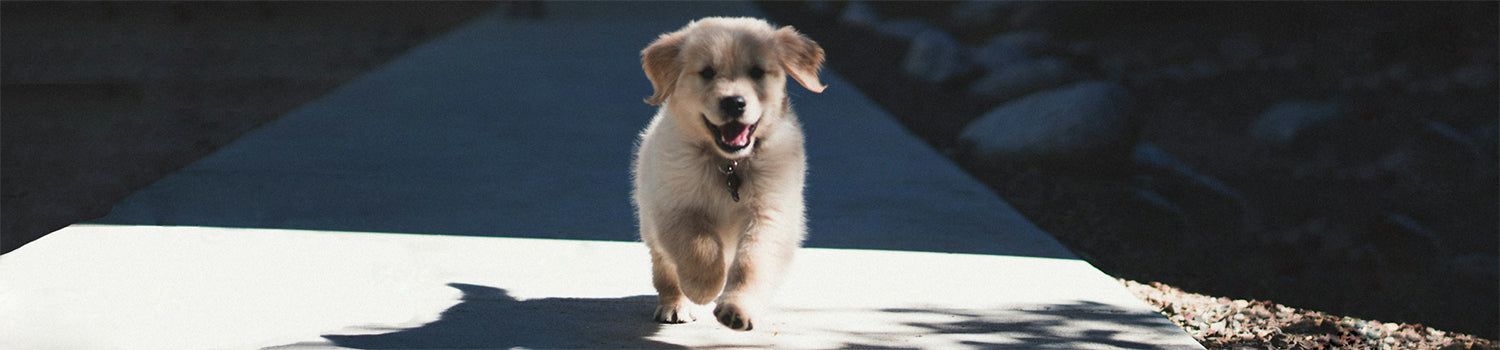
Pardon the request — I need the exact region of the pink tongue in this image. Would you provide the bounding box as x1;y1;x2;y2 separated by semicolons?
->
721;122;751;146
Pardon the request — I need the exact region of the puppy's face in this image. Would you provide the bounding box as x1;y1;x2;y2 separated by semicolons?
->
642;18;825;159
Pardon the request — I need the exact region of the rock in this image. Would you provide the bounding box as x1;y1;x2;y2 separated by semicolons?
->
958;81;1132;167
901;29;968;84
1384;63;1415;85
1067;40;1096;57
836;1;879;28
1128;189;1190;233
991;31;1052;55
1343;73;1388;91
1218;37;1262;70
872;18;935;41
1264;52;1303;72
965;57;1073;103
1382;213;1445;248
806;1;837;15
1283;317;1340;335
1367;213;1447;266
970;34;1031;72
1097;55;1134;79
1187;58;1226;80
1474;121;1499;160
1420;119;1484;160
1132;143;1195;176
1158;64;1192;84
1131;142;1261;233
948;1;1012;28
1448;254;1500;282
1451;64;1497;91
1248;100;1347;147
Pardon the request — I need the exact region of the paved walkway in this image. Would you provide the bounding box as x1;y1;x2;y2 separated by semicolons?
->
1;2;1202;349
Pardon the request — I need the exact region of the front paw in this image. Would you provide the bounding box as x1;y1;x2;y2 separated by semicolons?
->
712;302;756;331
653;303;696;324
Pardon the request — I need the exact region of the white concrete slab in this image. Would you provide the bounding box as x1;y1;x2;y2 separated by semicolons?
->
3;2;1203;349
1;225;1201;349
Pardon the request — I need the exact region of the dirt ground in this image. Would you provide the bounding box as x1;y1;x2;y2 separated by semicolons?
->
1;1;498;253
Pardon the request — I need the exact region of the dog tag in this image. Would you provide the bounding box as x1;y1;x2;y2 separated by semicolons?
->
727;173;741;202
721;160;741;202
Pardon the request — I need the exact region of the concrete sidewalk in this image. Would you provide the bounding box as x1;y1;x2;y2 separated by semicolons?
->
3;225;1199;349
2;2;1203;349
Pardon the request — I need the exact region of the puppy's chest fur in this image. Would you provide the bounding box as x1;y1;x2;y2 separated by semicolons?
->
633;112;804;217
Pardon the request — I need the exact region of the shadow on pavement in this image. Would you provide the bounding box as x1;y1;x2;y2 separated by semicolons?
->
306;283;683;349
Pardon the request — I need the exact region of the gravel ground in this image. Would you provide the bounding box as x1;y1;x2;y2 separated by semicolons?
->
1123;279;1495;350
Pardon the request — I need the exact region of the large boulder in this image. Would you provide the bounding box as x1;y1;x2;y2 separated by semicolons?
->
958;81;1134;168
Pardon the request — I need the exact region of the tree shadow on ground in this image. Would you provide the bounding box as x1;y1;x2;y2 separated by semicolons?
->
835;301;1199;349
314;283;683;349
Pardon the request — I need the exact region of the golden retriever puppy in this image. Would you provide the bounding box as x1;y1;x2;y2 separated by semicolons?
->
632;17;825;331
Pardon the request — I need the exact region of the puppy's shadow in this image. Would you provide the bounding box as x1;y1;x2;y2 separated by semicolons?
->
322;283;684;349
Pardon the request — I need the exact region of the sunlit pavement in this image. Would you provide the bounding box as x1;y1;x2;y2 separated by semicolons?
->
2;2;1202;349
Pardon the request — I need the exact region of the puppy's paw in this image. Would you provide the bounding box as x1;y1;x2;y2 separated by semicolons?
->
712;302;756;331
653;303;696;324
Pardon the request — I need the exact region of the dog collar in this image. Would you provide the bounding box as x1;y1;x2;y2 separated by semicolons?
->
717;159;742;202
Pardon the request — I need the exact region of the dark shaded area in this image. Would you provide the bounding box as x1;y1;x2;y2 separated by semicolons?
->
291;283;681;349
759;1;1497;339
1;1;498;254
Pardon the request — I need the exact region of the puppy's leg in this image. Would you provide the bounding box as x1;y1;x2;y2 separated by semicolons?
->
714;215;804;331
649;249;696;323
656;210;730;306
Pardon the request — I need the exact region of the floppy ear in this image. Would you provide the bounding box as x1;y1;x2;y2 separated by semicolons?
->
775;26;826;93
641;30;685;105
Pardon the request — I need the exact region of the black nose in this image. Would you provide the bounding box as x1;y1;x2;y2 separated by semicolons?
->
719;96;746;118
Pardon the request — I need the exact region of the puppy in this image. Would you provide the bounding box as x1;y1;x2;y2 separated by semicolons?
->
631;17;825;331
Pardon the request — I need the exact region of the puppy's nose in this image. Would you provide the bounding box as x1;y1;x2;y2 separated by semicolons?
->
719;96;746;118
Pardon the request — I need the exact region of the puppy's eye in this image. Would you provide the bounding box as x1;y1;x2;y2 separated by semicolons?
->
748;66;765;80
699;67;716;80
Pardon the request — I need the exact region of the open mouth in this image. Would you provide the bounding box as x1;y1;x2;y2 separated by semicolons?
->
703;115;758;153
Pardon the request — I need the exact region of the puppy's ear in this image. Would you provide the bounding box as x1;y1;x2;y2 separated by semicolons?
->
641;31;686;106
775;26;826;93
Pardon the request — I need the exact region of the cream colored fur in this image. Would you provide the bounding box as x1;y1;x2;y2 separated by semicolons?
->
631;17;824;331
